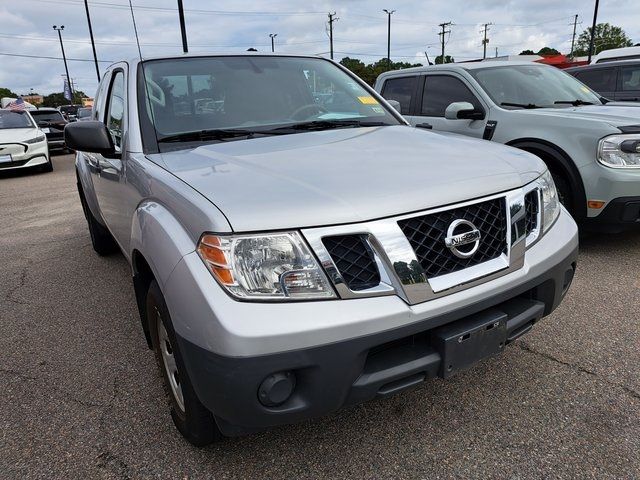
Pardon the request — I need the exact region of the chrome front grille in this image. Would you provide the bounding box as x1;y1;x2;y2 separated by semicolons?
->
398;197;507;278
303;185;536;306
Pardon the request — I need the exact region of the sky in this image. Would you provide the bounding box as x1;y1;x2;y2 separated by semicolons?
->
1;0;638;97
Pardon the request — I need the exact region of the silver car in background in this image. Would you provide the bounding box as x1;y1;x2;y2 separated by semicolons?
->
376;62;640;232
65;53;578;446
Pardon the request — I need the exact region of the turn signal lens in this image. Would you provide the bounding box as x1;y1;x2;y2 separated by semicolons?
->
587;200;605;209
197;235;234;286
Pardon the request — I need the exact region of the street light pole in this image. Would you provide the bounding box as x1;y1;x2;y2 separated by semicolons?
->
83;0;100;82
383;9;395;68
53;25;73;105
269;33;277;52
587;0;600;63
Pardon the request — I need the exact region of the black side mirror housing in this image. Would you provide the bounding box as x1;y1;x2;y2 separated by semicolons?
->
64;121;115;156
457;109;485;121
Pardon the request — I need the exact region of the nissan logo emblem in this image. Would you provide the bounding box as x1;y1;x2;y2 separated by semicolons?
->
444;219;481;259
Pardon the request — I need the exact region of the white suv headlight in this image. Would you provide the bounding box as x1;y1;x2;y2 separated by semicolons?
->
197;232;336;301
598;134;640;168
25;134;46;144
537;170;560;234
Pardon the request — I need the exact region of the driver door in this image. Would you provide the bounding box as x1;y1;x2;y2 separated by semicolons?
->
413;74;488;138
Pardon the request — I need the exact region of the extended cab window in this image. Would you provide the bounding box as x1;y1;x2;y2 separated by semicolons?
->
421;75;481;117
620;65;640;91
575;68;617;92
381;76;417;113
106;71;125;150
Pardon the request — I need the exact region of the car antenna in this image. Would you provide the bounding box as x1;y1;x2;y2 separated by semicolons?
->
128;0;160;151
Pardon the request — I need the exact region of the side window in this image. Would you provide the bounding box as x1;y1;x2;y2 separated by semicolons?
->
93;74;109;121
106;71;125;151
381;76;417;114
421;75;482;117
620;65;640;91
575;68;616;92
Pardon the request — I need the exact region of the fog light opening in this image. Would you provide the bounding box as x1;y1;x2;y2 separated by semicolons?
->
258;371;296;407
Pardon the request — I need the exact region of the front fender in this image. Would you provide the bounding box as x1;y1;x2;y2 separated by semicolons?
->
129;201;197;289
75;152;105;226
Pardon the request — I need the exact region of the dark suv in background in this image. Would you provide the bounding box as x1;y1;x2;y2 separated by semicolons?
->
30;108;68;152
566;60;640;102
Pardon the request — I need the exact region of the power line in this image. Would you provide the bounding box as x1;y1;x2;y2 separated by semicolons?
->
0;51;114;62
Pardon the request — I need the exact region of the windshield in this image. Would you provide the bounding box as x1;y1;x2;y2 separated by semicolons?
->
470;64;602;108
31;110;65;123
77;108;92;118
140;56;400;150
0;110;34;129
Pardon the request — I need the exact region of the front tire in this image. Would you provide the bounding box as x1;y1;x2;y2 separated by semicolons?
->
40;157;53;173
147;280;222;446
550;170;573;214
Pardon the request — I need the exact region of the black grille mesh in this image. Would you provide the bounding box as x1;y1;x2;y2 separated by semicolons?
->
323;235;381;291
398;198;507;278
524;190;539;235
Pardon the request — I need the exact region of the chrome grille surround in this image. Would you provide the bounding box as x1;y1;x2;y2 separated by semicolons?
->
302;183;541;306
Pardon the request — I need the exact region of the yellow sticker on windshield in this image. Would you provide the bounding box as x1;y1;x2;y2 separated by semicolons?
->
358;96;379;105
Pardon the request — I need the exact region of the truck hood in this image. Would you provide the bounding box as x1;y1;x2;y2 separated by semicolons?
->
514;104;640;129
153;126;545;231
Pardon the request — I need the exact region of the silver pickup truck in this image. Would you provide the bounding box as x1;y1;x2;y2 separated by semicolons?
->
65;53;578;446
375;62;640;232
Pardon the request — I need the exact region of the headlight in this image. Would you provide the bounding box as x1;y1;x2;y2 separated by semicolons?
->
537;170;560;234
598;135;640;168
197;232;336;301
25;134;46;144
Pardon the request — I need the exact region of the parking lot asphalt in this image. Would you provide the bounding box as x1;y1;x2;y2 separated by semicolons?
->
1;153;639;479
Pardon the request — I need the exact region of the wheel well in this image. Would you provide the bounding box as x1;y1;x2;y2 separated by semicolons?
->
507;139;586;220
132;250;155;349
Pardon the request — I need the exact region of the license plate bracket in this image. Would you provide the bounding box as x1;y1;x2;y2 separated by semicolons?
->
434;309;507;378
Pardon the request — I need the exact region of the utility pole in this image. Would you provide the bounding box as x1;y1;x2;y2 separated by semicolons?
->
177;0;188;53
587;0;599;62
481;23;492;59
569;14;579;60
327;12;338;60
53;25;73;105
83;0;100;82
438;22;452;64
269;33;277;52
383;9;395;68
495;46;498;58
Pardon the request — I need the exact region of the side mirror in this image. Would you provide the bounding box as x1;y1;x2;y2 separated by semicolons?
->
444;101;485;120
36;120;48;127
386;99;402;114
64;121;115;156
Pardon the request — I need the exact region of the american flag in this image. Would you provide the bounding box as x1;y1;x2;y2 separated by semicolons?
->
8;97;26;111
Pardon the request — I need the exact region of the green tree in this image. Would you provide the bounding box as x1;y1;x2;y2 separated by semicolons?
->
573;23;633;56
519;49;536;55
0;87;19;98
339;57;422;86
434;54;454;64
42;90;87;107
537;47;560;56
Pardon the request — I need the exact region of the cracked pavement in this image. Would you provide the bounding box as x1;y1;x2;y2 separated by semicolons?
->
1;154;639;479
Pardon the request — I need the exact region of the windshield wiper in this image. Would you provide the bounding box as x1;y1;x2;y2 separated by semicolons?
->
157;128;269;143
268;119;392;133
500;102;544;109
554;100;594;106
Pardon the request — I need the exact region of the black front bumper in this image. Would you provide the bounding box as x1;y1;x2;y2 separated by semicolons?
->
177;245;578;437
584;196;640;232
